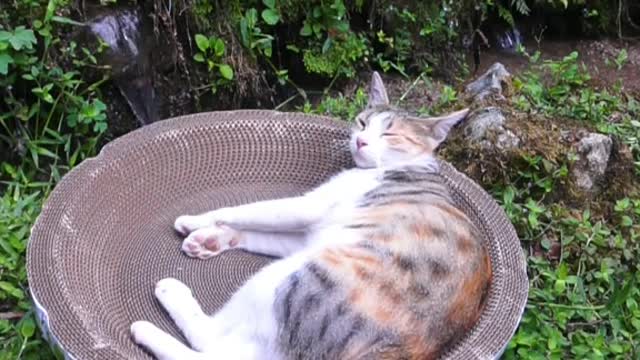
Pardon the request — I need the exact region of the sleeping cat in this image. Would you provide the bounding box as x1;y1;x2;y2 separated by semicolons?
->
130;72;492;360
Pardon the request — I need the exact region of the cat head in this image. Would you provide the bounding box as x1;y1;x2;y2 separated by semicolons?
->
350;72;468;169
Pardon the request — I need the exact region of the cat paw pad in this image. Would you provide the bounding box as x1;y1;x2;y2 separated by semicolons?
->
181;225;240;259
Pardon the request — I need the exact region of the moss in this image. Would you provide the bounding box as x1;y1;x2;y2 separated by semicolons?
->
441;99;637;220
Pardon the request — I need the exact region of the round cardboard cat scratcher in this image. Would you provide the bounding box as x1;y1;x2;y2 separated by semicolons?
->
27;110;528;359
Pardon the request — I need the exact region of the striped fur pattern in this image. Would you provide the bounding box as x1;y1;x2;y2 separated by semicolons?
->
130;72;491;360
275;167;491;360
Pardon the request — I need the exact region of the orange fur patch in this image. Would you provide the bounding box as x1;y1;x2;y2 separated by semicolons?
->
445;251;492;331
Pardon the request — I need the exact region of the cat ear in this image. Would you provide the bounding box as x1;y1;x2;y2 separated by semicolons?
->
368;71;389;108
425;108;470;145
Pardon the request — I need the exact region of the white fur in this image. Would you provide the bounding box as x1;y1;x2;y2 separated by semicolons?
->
131;75;466;359
133;166;386;359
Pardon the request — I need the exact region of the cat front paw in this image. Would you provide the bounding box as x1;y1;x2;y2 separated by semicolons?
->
181;224;241;259
174;214;211;236
130;320;159;346
154;278;195;313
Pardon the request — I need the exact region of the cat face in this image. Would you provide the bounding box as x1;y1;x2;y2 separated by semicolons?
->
350;72;469;168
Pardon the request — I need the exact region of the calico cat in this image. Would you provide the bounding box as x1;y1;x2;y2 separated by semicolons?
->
130;72;492;360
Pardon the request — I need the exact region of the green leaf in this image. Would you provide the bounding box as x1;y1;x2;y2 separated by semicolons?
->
0;281;24;299
239;18;250;48
20;316;35;338
219;64;233;80
300;23;312;36
51;16;85;26
35;147;59;159
246;8;258;26
0;31;11;42
193;53;205;62
609;343;623;354
261;9;280;25
286;44;300;53
322;37;332;53
312;23;322;37
263;0;276;9
0;53;14;75
94;122;107;133
195;34;209;52
213;38;225;57
9;27;37;50
335;21;349;33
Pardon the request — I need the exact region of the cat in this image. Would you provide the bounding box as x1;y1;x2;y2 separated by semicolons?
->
130;72;492;360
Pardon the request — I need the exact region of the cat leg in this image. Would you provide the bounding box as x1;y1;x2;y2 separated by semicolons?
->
182;223;307;259
152;278;220;352
175;195;328;235
130;321;206;360
134;278;265;359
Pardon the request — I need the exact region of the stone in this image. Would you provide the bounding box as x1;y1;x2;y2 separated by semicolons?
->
464;107;520;150
465;62;511;100
572;133;613;191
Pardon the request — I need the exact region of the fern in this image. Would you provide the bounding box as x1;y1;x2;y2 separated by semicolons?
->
498;4;516;27
511;0;531;15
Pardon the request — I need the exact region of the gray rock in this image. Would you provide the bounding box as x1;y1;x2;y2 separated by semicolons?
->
495;131;521;150
464;107;520;150
466;63;511;100
572;133;613;191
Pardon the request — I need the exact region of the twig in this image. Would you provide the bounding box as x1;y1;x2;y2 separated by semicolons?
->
398;71;427;105
323;64;343;96
528;302;606;311
264;57;307;101
475;29;490;48
0;311;25;320
566;320;605;331
618;0;623;40
274;93;300;111
522;220;554;242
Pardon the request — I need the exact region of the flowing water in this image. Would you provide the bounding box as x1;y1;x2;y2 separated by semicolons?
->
87;8;158;125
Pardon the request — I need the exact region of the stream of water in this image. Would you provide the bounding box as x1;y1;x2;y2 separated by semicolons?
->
87;8;158;125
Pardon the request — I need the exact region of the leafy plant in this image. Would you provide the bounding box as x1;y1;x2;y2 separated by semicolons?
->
261;0;281;25
373;7;414;77
239;8;275;58
0;4;111;357
605;49;628;71
301;32;368;79
498;49;640;358
299;0;349;41
193;34;234;93
0;26;37;75
301;87;368;120
513;50;624;123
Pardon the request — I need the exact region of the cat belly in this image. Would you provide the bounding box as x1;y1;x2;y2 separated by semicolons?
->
216;251;313;357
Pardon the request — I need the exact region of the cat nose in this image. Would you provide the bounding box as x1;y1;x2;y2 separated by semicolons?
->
356;137;368;150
